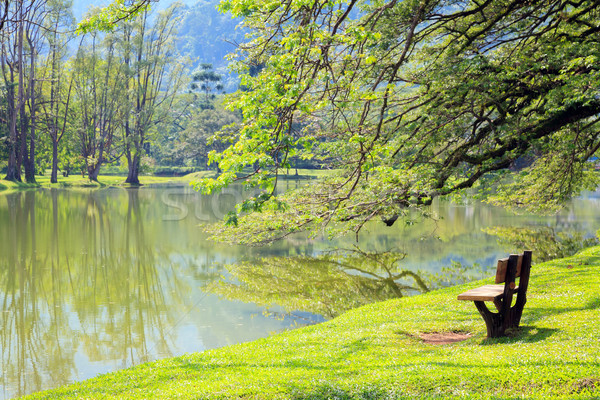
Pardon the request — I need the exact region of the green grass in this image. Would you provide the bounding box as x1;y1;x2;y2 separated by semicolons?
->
0;169;336;193
0;178;32;192
0;169;334;192
23;247;600;399
0;172;219;192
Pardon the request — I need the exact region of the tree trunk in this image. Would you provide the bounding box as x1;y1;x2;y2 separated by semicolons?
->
4;72;20;181
5;143;20;181
18;104;28;180
24;110;36;183
24;143;36;182
88;163;101;182
51;140;59;183
4;87;20;181
125;152;141;185
4;33;22;181
24;35;37;184
87;151;100;182
88;139;106;182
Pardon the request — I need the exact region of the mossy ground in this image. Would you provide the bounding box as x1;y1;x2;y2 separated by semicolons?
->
23;247;600;399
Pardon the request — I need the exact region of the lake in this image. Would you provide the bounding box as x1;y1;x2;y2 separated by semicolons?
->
1;183;598;399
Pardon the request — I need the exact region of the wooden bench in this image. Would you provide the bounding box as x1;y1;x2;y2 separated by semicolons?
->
457;251;532;338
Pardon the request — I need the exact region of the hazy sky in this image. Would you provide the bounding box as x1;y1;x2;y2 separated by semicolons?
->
72;0;198;19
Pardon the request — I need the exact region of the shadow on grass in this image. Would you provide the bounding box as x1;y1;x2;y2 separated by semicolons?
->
585;296;600;310
0;179;37;191
480;326;559;345
288;384;538;400
524;295;600;325
290;384;401;400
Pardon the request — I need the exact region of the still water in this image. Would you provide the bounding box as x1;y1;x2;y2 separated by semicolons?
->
1;183;598;399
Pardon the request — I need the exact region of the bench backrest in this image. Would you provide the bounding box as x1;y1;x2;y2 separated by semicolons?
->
495;255;523;284
494;251;532;292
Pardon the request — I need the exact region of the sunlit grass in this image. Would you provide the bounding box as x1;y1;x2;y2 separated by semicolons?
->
23;247;600;399
0;169;335;194
0;173;211;192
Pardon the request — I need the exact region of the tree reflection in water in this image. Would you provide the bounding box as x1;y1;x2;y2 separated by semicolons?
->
426;225;599;288
484;226;598;262
205;249;434;319
0;189;190;399
206;219;599;321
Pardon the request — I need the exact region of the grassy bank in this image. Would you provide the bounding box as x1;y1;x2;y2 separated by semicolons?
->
0;169;330;193
24;247;600;399
0;172;217;193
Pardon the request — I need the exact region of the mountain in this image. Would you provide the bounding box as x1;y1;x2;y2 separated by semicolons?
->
72;0;244;89
175;0;244;70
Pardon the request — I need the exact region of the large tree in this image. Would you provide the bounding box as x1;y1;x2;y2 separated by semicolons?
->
39;0;75;183
195;0;600;244
118;4;187;185
1;0;47;182
72;31;125;181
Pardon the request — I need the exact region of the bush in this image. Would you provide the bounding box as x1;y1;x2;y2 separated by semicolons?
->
99;165;129;176
153;166;202;176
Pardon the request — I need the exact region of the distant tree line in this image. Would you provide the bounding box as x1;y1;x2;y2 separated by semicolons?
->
0;0;242;183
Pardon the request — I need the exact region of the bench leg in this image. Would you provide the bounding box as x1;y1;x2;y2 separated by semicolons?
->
474;301;505;338
511;294;527;328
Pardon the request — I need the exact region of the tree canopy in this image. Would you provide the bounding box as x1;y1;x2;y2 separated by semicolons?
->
76;0;155;33
196;0;600;244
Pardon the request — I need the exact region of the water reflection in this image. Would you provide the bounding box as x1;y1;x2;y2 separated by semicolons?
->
0;188;311;399
207;250;432;319
484;226;598;262
0;190;186;398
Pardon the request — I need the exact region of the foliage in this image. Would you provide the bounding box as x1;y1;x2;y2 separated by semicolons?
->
152;166;199;176
191;63;224;109
196;0;600;244
117;4;189;184
152;93;241;169
76;0;154;33
23;246;600;399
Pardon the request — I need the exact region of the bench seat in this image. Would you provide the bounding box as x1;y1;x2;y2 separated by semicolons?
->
457;284;519;301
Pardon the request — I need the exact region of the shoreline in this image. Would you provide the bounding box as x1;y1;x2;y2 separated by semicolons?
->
0;169;327;194
21;246;600;399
